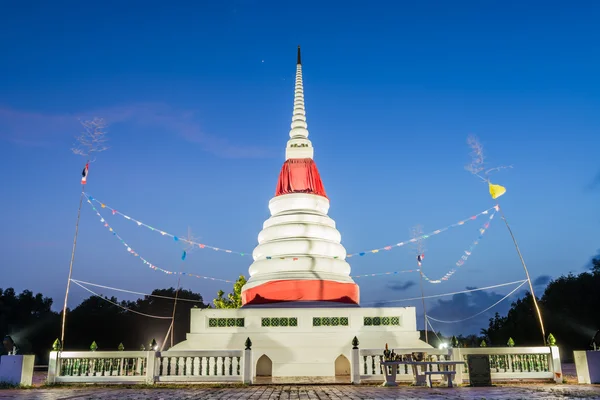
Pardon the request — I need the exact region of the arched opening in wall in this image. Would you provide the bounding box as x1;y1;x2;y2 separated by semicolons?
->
256;354;273;376
334;354;350;376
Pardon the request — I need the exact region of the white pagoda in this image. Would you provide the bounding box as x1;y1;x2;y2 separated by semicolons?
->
171;47;429;378
241;46;359;307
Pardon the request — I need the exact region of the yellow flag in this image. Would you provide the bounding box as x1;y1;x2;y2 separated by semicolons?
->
489;182;506;199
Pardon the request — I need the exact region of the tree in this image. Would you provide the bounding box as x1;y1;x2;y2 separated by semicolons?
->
213;276;246;309
134;288;206;346
591;257;600;275
483;253;600;360
1;285;207;361
0;288;60;363
68;287;207;351
454;334;485;348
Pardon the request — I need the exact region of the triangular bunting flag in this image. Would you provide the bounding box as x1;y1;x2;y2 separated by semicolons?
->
489;182;506;199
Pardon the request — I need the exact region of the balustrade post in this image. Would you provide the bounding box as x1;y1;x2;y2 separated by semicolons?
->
351;336;361;384
450;348;463;385
145;351;157;384
243;337;253;384
47;351;59;384
549;346;562;383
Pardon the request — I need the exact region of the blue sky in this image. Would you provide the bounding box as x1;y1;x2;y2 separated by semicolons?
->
1;1;599;335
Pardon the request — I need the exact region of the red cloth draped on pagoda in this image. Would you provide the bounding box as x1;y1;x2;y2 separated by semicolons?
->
275;158;327;198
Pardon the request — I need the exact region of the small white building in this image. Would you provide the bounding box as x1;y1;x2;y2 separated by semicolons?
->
170;47;430;378
172;305;426;377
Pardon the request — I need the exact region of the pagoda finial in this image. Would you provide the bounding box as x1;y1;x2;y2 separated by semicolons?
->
285;46;312;160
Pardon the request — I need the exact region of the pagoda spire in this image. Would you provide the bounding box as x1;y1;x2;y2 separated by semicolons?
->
286;45;313;159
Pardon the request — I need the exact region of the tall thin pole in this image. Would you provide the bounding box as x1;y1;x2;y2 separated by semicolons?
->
499;206;546;345
164;226;193;349
161;254;185;351
160;324;172;352
170;274;183;348
60;186;85;349
418;269;428;344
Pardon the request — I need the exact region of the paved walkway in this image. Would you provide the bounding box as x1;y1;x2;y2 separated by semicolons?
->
1;385;600;400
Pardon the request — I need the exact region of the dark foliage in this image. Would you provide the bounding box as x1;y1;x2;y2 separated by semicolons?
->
0;287;206;364
482;257;600;360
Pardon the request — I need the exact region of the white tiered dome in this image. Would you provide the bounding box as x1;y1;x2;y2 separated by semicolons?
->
246;193;354;281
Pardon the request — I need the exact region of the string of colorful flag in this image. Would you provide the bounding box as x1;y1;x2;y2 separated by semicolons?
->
345;205;498;258
86;194;418;282
84;193;496;284
84;194;235;283
351;269;419;279
420;205;498;284
85;193;251;257
352;207;496;282
85;192;498;263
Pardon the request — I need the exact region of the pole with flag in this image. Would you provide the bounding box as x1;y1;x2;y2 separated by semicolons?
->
485;181;546;344
61;118;108;350
411;225;428;344
60;161;89;349
465;135;546;344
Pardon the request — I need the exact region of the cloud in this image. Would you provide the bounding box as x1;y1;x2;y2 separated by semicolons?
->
425;285;520;336
532;275;552;287
0;107;74;148
387;281;416;292
0;103;274;159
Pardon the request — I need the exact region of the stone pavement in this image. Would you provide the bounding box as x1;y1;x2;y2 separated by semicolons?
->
1;385;600;400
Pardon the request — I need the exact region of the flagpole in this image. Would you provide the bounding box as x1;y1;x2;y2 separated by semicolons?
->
170;273;183;348
160;323;172;352
415;252;428;344
161;250;186;351
419;273;428;344
499;206;546;345
160;272;182;351
61;186;87;350
418;265;428;344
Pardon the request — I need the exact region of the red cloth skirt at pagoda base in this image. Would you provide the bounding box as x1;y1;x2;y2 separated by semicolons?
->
241;280;359;306
275;158;327;197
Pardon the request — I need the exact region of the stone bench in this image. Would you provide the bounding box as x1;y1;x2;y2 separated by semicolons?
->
424;370;456;388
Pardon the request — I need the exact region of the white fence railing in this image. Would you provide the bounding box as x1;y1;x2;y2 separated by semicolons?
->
352;346;562;384
48;349;252;384
48;344;561;385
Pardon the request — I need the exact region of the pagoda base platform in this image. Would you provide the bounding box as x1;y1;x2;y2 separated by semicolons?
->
169;305;430;378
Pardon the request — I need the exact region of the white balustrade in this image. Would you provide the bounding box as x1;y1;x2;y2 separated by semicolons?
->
352;346;562;384
156;350;244;383
48;345;561;385
48;349;251;384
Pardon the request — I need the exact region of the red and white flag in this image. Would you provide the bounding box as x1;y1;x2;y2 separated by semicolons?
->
81;163;89;185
